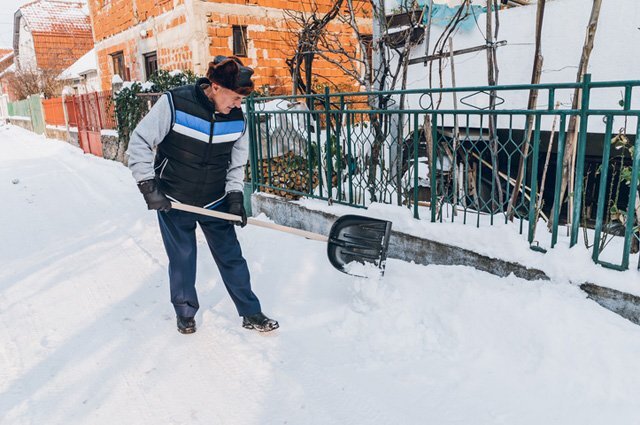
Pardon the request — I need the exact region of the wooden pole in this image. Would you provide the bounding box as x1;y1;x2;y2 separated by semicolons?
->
550;0;602;232
507;0;546;220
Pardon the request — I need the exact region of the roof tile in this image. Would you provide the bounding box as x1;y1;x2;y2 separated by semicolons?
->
19;0;91;35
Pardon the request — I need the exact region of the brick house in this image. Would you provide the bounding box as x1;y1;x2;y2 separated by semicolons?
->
13;0;94;73
0;49;16;100
87;0;372;94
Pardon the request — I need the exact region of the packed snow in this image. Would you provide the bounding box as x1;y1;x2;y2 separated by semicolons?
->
2;123;640;424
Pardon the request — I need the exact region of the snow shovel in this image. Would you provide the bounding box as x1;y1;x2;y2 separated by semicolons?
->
170;202;393;276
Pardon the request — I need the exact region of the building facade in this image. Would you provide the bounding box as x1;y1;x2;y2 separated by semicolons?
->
87;0;372;94
0;49;16;101
13;0;94;73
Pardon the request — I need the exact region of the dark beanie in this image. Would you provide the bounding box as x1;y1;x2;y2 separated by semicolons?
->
206;56;254;95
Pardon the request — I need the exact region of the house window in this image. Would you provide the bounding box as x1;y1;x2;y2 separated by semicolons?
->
111;51;127;79
144;51;158;79
232;25;248;57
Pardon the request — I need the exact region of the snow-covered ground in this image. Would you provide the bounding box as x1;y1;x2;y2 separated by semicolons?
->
2;123;640;424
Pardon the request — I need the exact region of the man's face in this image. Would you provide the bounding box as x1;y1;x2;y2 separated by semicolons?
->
206;84;245;114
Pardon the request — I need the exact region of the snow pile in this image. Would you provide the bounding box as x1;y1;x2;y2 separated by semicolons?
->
58;48;97;80
1;123;640;424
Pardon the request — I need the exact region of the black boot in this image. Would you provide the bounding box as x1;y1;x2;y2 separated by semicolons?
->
242;312;279;332
177;316;196;334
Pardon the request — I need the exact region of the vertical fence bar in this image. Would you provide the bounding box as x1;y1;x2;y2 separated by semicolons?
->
527;114;542;244
265;113;273;190
620;119;640;269
623;85;632;111
315;98;323;197
256;106;265;190
551;114;567;248
571;73;592;247
591;115;613;263
246;95;258;192
413;112;420;219
346;111;354;204
430;112;438;223
306;96;314;196
336;94;344;202
94;92;103;130
324;87;333;199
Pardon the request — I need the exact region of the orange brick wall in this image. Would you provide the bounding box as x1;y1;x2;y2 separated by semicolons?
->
32;33;94;71
97;39;138;88
91;0;371;93
158;45;193;71
206;9;371;95
88;0;181;42
205;0;367;15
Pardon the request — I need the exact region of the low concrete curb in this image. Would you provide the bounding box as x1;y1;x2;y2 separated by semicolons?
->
580;283;640;326
251;194;549;281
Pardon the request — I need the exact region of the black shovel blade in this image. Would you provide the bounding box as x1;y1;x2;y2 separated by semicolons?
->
327;215;392;276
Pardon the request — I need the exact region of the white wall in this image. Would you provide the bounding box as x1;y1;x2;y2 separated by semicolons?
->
391;0;640;133
16;17;37;71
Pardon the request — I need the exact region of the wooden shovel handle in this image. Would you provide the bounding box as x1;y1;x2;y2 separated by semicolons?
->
170;202;329;242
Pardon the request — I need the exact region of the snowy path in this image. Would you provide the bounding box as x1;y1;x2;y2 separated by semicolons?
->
1;124;640;424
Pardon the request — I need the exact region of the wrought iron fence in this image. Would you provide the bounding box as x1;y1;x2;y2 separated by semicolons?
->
246;76;640;271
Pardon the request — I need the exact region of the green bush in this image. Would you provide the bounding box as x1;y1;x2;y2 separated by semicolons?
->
114;70;201;150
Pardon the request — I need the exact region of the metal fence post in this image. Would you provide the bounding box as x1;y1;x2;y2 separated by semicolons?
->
413;112;420;219
246;93;258;193
324;86;333;199
570;73;592;247
430;112;438;223
621;120;640;269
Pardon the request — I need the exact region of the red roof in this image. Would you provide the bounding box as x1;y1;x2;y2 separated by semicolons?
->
18;0;91;35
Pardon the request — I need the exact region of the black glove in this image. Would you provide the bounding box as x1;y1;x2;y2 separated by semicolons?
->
137;179;171;212
226;191;247;227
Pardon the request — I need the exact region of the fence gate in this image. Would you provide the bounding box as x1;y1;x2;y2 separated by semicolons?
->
75;93;103;157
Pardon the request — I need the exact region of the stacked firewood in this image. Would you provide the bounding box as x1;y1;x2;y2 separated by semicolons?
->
248;151;320;200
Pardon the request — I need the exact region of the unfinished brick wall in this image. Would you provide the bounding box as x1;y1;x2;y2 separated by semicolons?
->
90;0;371;93
32;33;94;71
96;39;139;88
88;0;180;42
206;8;372;95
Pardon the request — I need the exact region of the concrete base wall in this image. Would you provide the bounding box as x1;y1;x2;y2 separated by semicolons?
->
101;134;127;165
39;126;126;165
251;194;549;281
7;118;34;132
45;126;70;143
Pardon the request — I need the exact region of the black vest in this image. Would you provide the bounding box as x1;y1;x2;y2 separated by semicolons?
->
154;83;245;207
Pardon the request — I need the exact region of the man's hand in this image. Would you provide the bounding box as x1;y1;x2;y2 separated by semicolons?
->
226;191;247;227
137;179;171;212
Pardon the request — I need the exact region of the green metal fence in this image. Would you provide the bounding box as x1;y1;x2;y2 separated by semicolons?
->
7;95;46;134
246;76;640;271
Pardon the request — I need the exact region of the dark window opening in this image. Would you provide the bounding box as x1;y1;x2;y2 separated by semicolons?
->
232;25;248;57
111;51;127;80
144;51;158;80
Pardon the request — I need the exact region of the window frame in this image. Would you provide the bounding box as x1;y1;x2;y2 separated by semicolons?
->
110;51;127;80
232;25;248;57
143;51;158;80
